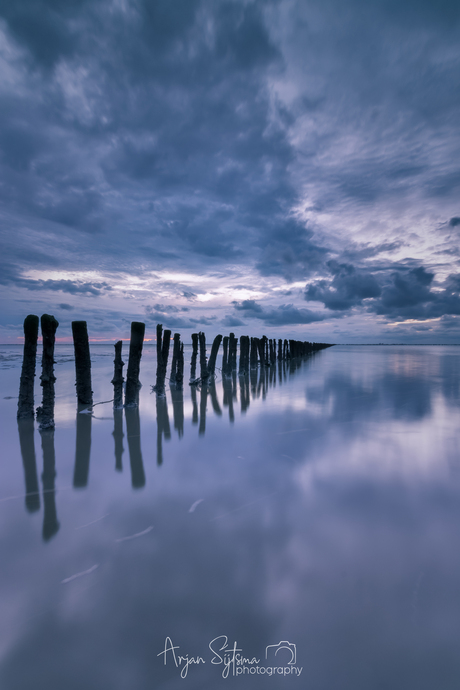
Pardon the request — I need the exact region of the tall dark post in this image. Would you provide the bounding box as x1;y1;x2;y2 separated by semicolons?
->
125;322;145;407
112;340;124;409
239;335;249;374
207;334;222;377
229;333;238;370
36;314;58;431
71;321;93;405
199;331;208;380
257;337;265;366
17;315;39;419
250;337;258;368
170;333;181;383
177;342;184;386
222;336;229;376
154;324;171;394
190;333;198;381
278;339;283;361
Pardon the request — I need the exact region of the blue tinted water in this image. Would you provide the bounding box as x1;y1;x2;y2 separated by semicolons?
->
1;344;460;689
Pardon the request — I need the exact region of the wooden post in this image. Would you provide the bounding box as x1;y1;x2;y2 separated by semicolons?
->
190;333;198;381
239;335;249;374
199;331;208;380
222;336;229;376
154;324;171;394
207;334;222;377
17;314;39;419
176;341;184;386
229;332;238;370
36;314;59;431
170;333;181;383
111;340;124;409
71;321;93;405
278;338;282;361
125;322;145;407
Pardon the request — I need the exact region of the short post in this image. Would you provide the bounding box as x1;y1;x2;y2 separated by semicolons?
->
111;340;124;409
17;314;39;419
124;321;145;407
71;321;93;405
36;314;59;430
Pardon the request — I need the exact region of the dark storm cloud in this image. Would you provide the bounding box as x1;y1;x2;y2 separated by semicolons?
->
305;262;381;311
58;303;74;310
0;0;459;341
234;299;327;325
306;263;460;321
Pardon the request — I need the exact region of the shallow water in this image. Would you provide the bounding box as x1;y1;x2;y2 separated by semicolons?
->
1;344;460;689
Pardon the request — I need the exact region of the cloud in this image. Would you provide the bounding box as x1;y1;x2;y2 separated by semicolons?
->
449;217;460;227
305;262;381;311
58;303;74;311
233;299;327;325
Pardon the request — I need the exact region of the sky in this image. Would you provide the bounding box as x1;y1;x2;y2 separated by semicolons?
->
1;0;460;344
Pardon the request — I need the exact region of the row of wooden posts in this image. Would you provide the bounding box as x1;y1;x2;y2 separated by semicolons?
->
17;314;333;427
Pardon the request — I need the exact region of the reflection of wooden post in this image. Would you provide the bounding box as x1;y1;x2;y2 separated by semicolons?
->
41;429;59;542
73;404;91;488
112;340;124;409
154;324;171;394
18;315;39;419
125;322;145;407
113;408;124;471
17;418;40;512
37;314;59;430
156;394;171;466
199;331;207;380
190;333;198;381
207;335;222;377
199;386;208;436
71;321;93;405
125;407;145;487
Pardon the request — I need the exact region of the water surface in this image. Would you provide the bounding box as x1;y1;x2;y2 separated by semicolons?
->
1;344;460;689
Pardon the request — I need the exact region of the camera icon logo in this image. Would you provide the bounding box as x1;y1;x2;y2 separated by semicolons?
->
265;641;296;665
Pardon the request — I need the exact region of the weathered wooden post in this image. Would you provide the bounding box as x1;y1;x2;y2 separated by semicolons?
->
199;331;208;380
229;332;238;370
190;333;198;381
36;314;59;431
278;338;282;361
207;334;222;377
71;321;93;405
222;336;230;376
154;324;171;394
124;322;145;407
239;335;250;374
176;341;184;386
256;337;265;366
170;333;181;383
250;337;258;368
111;340;124;409
17;315;39;419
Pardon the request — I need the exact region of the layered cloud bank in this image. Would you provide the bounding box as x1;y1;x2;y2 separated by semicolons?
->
0;0;459;342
